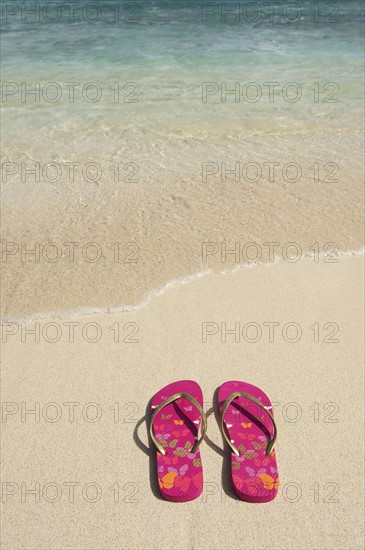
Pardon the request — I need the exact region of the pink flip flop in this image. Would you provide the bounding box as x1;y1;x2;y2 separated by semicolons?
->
150;380;207;502
218;380;279;503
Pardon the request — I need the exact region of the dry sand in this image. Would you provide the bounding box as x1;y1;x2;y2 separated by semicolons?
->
1;254;364;549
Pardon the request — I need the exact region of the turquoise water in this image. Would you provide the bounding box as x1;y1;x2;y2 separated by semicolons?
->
1;1;364;196
1;1;364;116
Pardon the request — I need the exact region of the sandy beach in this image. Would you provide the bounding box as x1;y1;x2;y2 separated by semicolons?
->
1;255;364;549
1;2;365;548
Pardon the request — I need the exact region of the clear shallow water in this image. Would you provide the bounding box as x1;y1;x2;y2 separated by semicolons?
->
2;1;363;188
1;1;364;118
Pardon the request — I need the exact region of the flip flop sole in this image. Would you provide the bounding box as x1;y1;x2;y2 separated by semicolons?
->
218;380;279;503
151;380;204;502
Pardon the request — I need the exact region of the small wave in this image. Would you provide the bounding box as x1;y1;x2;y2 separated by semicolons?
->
2;246;364;323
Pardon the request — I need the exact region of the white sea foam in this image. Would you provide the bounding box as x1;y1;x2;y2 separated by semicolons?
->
2;246;364;324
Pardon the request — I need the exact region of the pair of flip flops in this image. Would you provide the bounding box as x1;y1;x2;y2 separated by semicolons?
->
150;380;278;503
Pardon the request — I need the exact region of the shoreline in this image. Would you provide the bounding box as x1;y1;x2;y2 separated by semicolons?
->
1;245;364;323
2;110;363;320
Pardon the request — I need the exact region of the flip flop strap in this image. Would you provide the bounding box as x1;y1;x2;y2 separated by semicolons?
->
150;392;207;456
221;391;277;457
